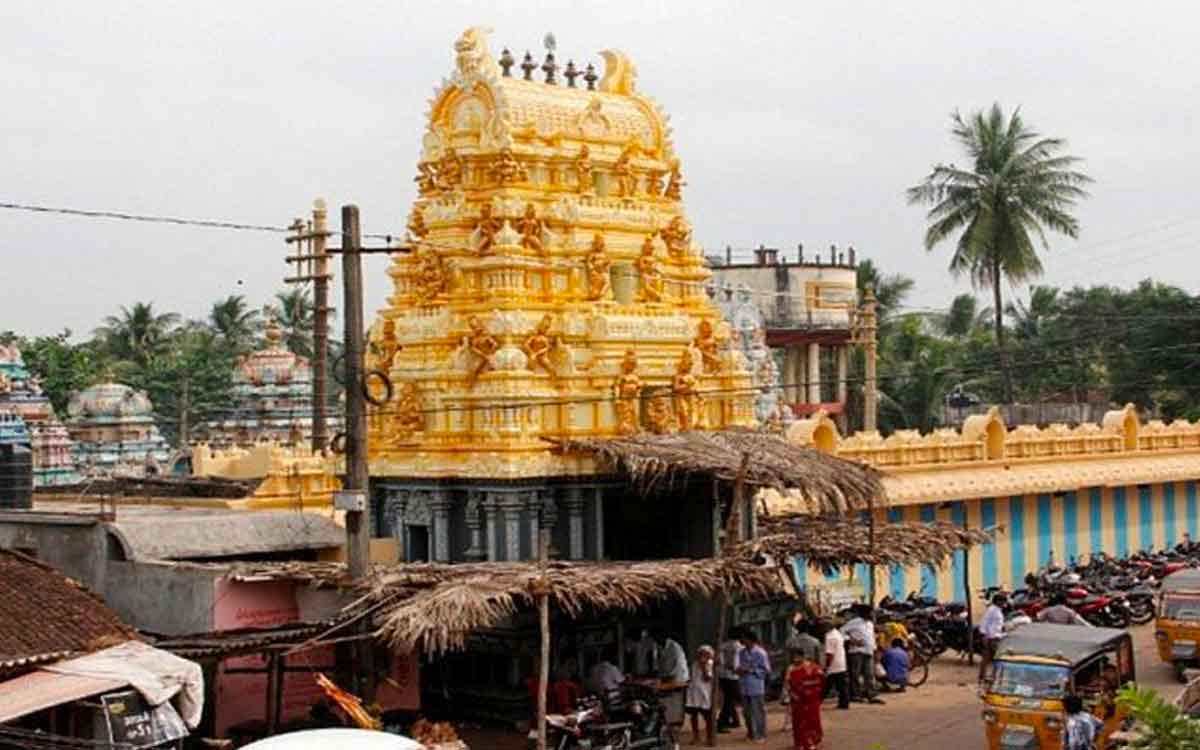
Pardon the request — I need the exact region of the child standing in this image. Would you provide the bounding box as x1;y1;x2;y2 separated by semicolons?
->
684;645;716;744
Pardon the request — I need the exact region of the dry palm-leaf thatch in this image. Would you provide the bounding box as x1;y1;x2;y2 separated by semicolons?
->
555;430;884;513
347;558;784;655
742;516;995;575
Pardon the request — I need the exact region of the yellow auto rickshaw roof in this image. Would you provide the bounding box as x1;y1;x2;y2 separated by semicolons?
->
995;623;1129;668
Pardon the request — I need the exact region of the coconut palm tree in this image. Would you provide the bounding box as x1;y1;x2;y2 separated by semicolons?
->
907;103;1091;402
93;302;181;366
269;289;316;358
209;295;260;355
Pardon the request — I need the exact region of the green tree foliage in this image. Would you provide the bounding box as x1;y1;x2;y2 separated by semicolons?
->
908;103;1092;403
93;302;182;366
1117;683;1200;749
209;295;261;356
11;331;110;415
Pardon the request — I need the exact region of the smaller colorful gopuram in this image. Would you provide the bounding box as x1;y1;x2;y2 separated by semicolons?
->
200;320;318;446
0;344;79;487
66;381;171;476
710;284;792;429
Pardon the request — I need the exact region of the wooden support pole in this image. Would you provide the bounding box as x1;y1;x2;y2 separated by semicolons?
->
341;204;374;701
536;529;551;750
710;452;750;748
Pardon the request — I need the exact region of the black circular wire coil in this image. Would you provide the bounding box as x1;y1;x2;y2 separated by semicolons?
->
329;432;348;454
364;370;393;406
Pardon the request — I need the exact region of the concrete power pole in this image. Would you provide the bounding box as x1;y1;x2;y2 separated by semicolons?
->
861;288;879;432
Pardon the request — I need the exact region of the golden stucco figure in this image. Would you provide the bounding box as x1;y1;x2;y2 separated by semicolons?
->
462;315;500;386
612;146;637;197
491;147;528;185
414;163;437;196
693;318;724;374
646;170;665;197
522;314;559;380
375;318;399;370
391;382;425;444
664;161;685;201
575;145;594;193
437;148;464;189
515;202;544;253
660;215;692;258
613;349;642;435
474;204;502;255
407;206;428;239
646;389;673;435
414;250;449;304
672;348;704;431
585;233;612;300
636;236;669;303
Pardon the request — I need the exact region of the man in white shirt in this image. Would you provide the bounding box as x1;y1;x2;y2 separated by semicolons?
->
840;605;884;704
979;593;1008;682
652;627;690;684
822;620;850;709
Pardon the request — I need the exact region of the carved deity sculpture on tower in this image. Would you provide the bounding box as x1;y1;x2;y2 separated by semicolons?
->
407;206;428;239
414;250;449;304
522;314;559;381
515;202;545;253
612;349;642;435
437;148;463;190
391;382;425;444
636;235;668;303
474;204;503;255
672;348;704;431
646;389;673;434
693;318;724;374
491;147;528;184
376;318;399;371
665;161;685;201
415;162;437;195
584;233;612;300
659;215;692;259
612;145;637;197
575;145;594;193
462;315;500;386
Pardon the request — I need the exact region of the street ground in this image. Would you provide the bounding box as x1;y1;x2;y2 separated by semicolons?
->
460;624;1180;750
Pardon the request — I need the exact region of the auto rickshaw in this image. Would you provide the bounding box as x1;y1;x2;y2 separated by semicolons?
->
981;623;1134;750
1155;568;1200;682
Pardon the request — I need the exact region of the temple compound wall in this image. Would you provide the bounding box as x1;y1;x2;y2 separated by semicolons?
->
787;405;1200;605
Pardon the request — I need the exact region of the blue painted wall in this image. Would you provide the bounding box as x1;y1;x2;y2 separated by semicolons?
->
980;499;998;588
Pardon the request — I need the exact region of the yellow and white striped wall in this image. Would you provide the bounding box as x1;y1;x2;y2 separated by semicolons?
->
794;480;1200;605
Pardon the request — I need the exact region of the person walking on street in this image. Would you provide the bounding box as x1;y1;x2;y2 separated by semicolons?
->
979;593;1007;682
684;645;716;745
716;628;743;733
820;620;850;710
737;630;770;743
841;605;884;705
785;648;825;750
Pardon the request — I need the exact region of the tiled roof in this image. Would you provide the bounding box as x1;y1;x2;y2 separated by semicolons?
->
0;549;135;673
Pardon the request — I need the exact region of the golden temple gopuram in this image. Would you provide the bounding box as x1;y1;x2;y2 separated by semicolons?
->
366;27;755;484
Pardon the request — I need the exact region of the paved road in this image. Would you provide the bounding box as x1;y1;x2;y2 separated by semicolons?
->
461;624;1180;750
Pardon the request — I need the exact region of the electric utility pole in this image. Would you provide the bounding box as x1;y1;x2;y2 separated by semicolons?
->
284;199;333;452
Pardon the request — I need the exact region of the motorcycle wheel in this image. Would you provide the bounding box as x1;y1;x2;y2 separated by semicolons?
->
1104;608;1131;629
1129;602;1155;625
1176;662;1190;684
907;650;931;688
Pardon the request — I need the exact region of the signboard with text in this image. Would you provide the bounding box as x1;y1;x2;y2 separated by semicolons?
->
102;690;187;749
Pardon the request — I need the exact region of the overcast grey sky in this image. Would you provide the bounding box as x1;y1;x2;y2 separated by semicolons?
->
3;0;1197;338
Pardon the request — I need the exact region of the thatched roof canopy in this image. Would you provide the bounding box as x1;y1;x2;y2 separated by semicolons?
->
744;515;995;574
345;558;784;655
556;430;884;513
